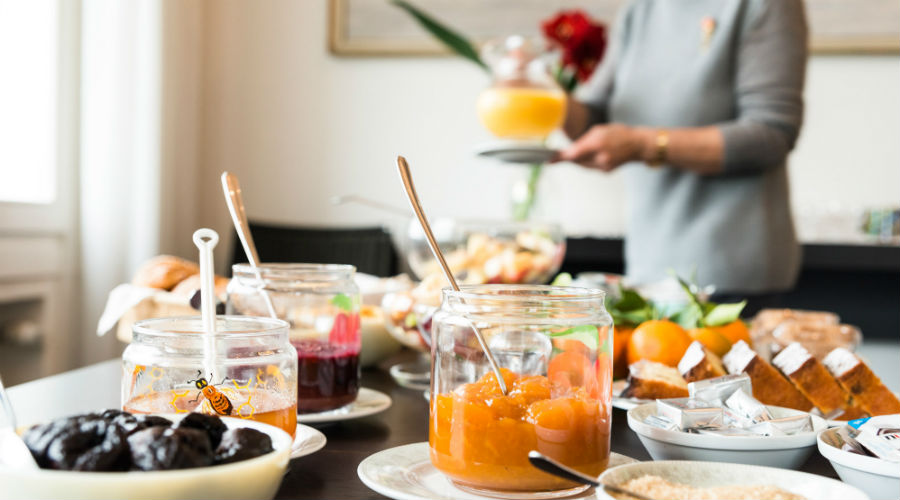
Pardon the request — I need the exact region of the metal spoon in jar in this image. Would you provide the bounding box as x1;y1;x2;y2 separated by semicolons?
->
527;451;656;500
221;171;278;319
0;375;39;470
396;155;509;395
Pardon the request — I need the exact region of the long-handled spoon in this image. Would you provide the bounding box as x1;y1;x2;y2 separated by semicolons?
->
396;155;508;395
193;229;221;382
221;172;278;319
527;451;655;500
0;375;39;470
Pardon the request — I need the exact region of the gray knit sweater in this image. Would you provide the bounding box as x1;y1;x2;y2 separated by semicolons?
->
576;0;808;293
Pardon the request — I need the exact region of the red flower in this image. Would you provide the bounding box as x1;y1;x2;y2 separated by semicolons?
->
542;10;607;83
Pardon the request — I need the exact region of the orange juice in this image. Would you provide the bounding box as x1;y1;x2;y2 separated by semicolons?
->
477;87;566;139
124;388;298;439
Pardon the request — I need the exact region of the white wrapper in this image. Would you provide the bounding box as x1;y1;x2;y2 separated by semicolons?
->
725;389;773;422
688;373;752;405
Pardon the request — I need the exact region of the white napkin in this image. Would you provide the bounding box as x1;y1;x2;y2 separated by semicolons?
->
95;284;158;336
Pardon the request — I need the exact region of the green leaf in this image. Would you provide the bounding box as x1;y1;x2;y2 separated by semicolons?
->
331;293;353;312
404;311;418;329
390;0;487;70
550;272;573;286
549;325;599;351
704;301;747;327
612;286;648;311
670;303;703;330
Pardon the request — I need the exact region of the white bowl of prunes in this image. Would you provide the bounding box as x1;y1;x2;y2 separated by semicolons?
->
1;410;292;500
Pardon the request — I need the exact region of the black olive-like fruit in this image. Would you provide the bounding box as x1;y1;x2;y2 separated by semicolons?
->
128;427;214;471
177;412;228;448
24;414;130;471
107;412;172;436
214;428;273;465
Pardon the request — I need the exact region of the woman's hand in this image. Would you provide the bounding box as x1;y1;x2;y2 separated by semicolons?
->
558;124;651;171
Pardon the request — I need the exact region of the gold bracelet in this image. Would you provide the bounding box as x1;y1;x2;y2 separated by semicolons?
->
648;130;669;168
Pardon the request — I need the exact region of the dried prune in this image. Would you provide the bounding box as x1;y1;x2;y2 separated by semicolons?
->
109;413;172;436
24;414;130;471
177;412;228;448
128;427;214;470
214;428;273;465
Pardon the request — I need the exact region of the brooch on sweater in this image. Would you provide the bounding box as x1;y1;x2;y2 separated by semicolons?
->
701;16;716;49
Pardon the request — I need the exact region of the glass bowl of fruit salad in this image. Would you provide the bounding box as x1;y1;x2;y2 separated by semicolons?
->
429;284;613;498
405;218;566;286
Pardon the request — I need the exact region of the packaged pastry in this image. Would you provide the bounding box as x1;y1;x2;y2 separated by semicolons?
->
655;398;723;430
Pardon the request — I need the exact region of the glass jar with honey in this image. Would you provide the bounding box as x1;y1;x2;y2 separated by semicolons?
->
430;285;613;497
122;316;298;438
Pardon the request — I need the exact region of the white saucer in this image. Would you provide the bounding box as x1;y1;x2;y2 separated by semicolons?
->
290;423;327;459
298;387;392;424
611;379;646;411
358;442;637;500
474;142;558;164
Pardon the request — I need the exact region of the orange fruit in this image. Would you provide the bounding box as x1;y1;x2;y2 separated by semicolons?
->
612;326;634;379
687;327;732;357
713;320;752;346
626;320;693;367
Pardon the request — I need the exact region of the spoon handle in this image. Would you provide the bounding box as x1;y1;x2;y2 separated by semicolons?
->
396;156;508;395
221;172;278;319
527;451;656;500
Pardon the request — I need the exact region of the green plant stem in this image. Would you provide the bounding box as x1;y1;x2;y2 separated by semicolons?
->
512;163;543;221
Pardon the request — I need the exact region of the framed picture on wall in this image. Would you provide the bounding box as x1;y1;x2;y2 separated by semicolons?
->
329;0;899;55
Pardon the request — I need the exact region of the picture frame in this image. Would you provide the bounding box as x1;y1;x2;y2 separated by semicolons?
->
328;0;900;56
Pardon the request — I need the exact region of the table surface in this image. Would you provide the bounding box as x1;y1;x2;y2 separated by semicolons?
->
8;341;899;499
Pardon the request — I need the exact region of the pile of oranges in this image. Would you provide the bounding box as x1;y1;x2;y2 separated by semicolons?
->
614;319;751;377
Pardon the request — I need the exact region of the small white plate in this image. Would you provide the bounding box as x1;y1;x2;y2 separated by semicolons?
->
474;142;559;164
297;388;392;424
597;460;869;500
290;423;327;459
611;380;647;411
358;442;637;500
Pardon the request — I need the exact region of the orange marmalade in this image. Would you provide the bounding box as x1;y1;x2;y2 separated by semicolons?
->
429;367;611;492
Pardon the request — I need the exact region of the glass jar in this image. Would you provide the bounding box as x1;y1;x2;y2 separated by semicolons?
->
122;316;298;437
476;36;566;140
429;285;613;497
227;263;361;413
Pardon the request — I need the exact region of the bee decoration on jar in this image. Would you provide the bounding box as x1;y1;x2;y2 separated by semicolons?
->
188;370;234;416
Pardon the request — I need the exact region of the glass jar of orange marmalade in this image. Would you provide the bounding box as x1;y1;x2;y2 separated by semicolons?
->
430;285;613;497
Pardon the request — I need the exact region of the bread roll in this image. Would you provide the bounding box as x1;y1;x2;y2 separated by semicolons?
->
131;255;199;290
170;274;230;301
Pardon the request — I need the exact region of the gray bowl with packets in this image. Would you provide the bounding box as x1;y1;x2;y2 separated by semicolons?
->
627;402;828;469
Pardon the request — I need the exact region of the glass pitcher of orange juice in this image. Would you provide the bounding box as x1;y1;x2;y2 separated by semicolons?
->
477;36;566;140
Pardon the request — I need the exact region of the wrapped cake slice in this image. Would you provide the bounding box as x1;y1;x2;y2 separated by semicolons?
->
723;340;813;411
824;347;900;416
621;360;689;400
772;342;863;419
678;341;727;383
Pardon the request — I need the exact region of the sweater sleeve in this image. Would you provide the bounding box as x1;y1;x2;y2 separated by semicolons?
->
719;0;808;174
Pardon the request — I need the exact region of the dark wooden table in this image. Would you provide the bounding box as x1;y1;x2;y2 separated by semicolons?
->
275;350;839;499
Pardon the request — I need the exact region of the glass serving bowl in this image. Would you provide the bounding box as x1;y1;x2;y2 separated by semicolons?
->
405;218;566;285
429;285;613;498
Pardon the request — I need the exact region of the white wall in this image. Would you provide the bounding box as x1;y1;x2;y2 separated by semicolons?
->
196;0;899;270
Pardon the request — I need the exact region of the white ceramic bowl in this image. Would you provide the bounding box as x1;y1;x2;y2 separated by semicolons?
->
627;402;827;469
359;306;402;367
0;415;293;500
598;460;869;500
817;427;900;500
